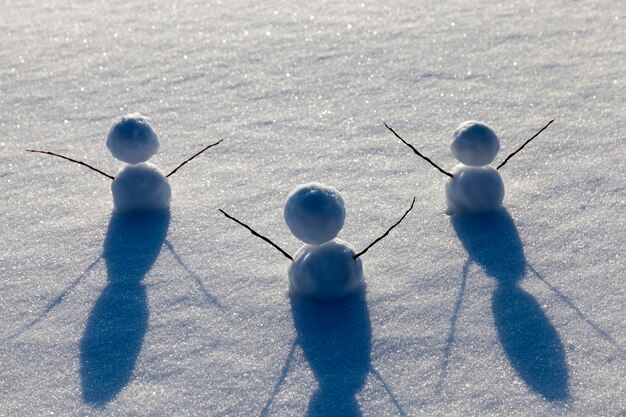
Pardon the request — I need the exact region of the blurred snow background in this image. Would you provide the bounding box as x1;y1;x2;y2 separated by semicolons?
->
0;0;624;415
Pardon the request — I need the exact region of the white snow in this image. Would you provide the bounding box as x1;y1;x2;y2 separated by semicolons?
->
106;114;160;164
445;164;505;214
450;120;500;166
288;238;364;302
284;182;346;245
111;163;171;212
1;0;625;416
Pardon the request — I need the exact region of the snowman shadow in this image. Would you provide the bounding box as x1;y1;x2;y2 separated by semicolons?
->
445;209;569;401
259;291;407;417
291;291;371;417
80;209;170;406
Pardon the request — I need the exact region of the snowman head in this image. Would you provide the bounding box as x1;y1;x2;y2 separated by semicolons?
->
106;113;160;164
284;182;346;245
450;121;500;166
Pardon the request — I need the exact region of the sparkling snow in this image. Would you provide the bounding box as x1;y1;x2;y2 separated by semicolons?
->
1;0;624;416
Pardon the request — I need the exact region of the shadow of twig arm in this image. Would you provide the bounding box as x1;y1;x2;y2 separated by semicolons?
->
2;256;103;343
528;264;625;359
259;340;298;417
370;366;409;417
436;258;471;394
165;240;224;309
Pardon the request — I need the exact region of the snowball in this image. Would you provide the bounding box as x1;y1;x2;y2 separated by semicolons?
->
288;239;364;302
111;162;171;212
284;182;346;245
106;113;160;164
445;164;505;214
451;121;500;166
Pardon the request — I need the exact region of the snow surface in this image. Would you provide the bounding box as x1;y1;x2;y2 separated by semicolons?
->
450;120;500;166
1;0;625;416
106;113;160;164
284;182;346;245
445;164;505;214
289;238;364;302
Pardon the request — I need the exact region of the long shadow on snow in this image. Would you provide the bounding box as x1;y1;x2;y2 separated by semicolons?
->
451;209;569;401
291;291;371;417
80;210;170;406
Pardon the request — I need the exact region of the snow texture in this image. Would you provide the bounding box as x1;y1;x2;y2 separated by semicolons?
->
288;238;364;302
1;0;625;416
284;182;346;245
111;163;171;212
451;120;500;166
445;164;505;214
106;113;160;164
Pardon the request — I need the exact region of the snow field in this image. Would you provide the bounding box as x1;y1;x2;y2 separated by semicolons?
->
1;0;624;415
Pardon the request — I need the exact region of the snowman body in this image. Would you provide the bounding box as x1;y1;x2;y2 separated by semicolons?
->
445;121;505;214
112;162;171;212
284;183;364;302
289;239;364;302
107;114;171;213
445;164;504;214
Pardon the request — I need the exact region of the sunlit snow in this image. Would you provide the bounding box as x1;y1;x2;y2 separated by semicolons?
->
1;0;624;415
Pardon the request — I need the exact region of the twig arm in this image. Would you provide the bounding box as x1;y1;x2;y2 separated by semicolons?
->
219;209;293;261
496;119;554;170
167;139;223;178
384;123;453;178
26;149;114;180
353;197;416;260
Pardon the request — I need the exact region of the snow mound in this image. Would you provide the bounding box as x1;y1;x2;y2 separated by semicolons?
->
111;162;171;212
288;239;364;302
445;164;505;214
106;113;160;164
284;182;346;245
451;121;500;166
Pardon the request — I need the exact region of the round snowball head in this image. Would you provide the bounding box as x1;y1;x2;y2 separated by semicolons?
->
107;113;160;164
445;164;504;214
288;239;364;302
111;162;171;212
451;121;500;166
284;182;346;245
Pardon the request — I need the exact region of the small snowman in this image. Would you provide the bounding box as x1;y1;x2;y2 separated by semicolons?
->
107;113;171;212
220;182;414;302
384;119;553;214
28;113;222;212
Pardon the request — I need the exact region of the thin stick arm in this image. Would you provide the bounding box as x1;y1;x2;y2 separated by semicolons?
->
167;139;223;178
219;209;293;261
353;197;416;260
384;123;453;178
26;149;114;179
496;119;554;170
